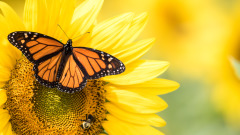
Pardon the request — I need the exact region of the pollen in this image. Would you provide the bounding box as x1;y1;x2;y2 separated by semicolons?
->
3;57;107;135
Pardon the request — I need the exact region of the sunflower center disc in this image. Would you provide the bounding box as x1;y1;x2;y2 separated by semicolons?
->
4;57;106;135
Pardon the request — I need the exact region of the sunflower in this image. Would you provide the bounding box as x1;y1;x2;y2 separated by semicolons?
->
0;0;179;135
211;8;240;127
100;0;240;131
102;0;240;77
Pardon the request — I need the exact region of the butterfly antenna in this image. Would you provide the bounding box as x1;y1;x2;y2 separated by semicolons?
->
57;24;70;39
72;32;90;40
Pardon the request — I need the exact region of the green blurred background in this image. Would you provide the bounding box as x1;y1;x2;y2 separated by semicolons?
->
3;0;240;134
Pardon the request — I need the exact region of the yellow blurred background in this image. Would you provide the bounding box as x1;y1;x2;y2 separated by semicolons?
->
100;0;240;134
101;1;240;134
3;0;240;134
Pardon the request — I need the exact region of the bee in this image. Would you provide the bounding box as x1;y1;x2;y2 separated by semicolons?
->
81;114;95;129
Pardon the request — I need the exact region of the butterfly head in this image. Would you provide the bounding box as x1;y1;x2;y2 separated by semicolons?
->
67;39;72;45
64;39;73;54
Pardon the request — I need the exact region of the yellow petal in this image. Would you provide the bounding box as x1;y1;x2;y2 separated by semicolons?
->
0;17;21;62
0;45;19;70
23;0;38;31
105;103;166;127
105;78;179;96
113;12;149;50
34;0;47;33
106;89;168;113
44;0;62;37
23;0;76;41
103;60;169;85
0;66;11;86
103;115;164;135
70;0;104;39
88;13;134;52
0;122;12;135
0;1;25;31
0;15;22;60
73;12;146;48
0;15;10;37
0;6;24;56
113;38;155;65
0;89;7;106
0;109;10;132
53;0;76;41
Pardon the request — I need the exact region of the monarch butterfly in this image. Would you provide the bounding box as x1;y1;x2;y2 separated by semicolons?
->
8;31;125;93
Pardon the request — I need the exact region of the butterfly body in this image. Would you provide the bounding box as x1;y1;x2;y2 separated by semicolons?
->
63;39;73;55
8;31;125;93
56;39;74;80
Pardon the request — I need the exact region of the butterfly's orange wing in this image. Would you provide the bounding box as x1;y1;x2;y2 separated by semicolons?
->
8;31;64;63
8;31;64;87
57;54;87;93
72;47;125;79
33;52;63;87
57;47;125;93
